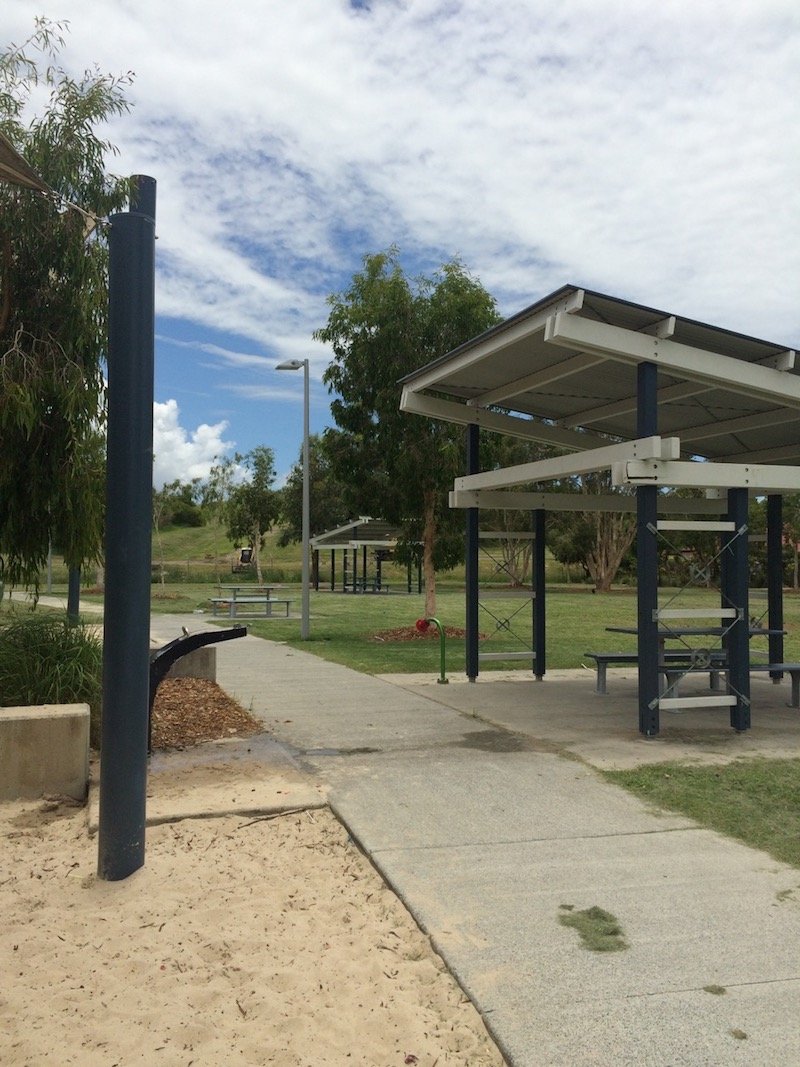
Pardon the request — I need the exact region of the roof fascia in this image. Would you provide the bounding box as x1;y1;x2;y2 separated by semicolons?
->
399;287;585;393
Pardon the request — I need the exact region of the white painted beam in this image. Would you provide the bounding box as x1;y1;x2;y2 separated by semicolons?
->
562;381;710;429
545;313;800;409
449;488;730;513
469;352;605;407
642;315;676;338
400;388;610;450
455;436;680;492
615;459;800;493
679;408;800;444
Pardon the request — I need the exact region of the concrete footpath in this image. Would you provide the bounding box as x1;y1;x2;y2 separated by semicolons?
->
143;614;800;1066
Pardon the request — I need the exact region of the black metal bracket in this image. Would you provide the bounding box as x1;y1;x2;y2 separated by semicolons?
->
148;625;247;751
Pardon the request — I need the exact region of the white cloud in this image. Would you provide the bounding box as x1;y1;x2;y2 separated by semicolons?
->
152;400;235;487
7;0;800;362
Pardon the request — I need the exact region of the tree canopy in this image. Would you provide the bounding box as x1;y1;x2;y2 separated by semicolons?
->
0;20;132;587
224;447;280;584
316;248;500;614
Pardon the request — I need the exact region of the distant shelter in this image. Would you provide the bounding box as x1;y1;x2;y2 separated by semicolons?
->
310;517;421;594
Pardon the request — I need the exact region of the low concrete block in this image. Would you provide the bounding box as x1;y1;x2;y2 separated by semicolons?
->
0;703;89;802
166;646;216;682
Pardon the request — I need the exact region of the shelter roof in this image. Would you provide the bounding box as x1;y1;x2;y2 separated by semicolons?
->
310;517;403;550
400;285;799;467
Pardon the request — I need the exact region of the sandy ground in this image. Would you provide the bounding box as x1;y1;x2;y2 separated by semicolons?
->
0;794;505;1067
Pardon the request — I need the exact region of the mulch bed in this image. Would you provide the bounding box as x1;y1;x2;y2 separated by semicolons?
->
372;625;477;641
150;677;262;750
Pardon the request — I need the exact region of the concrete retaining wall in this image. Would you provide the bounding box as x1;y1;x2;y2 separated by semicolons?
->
0;703;89;802
165;646;216;681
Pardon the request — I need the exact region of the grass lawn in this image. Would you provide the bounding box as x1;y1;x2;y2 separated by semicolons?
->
605;759;800;870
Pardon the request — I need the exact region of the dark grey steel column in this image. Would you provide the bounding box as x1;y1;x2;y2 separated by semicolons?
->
724;487;750;731
636;362;660;736
67;567;81;624
465;423;480;681
533;508;546;680
98;176;156;880
767;494;784;675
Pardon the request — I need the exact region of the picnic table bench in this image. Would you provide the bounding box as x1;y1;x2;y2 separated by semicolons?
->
585;650;800;706
210;595;292;618
585;650;727;695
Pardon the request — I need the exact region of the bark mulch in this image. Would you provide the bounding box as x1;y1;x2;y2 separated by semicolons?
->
150;677;263;751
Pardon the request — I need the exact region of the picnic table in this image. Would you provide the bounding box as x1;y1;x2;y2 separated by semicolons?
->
210;584;292;618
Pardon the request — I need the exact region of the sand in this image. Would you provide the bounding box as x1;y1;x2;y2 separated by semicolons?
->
0;793;505;1066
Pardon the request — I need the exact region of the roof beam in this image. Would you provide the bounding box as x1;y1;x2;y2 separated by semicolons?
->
400;387;611;451
680;407;800;444
449;488;728;513
722;442;800;464
614;458;800;493
562;380;709;429
468;351;606;407
455;436;679;492
545;313;800;409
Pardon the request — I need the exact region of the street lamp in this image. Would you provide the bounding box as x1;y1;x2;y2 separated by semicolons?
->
276;358;310;639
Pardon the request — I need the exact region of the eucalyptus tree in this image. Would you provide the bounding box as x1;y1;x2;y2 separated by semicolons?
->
316;248;500;615
0;19;132;587
225;447;280;584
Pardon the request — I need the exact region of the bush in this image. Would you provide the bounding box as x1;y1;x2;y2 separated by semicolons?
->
0;613;103;747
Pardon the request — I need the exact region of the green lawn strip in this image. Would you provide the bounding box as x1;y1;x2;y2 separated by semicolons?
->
605;758;800;869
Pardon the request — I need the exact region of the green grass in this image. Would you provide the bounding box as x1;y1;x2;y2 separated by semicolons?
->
558;905;629;952
605;759;800;869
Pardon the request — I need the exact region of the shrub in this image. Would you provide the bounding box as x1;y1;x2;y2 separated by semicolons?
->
0;613;103;747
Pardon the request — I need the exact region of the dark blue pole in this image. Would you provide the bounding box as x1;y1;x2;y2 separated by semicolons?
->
636;361;660;736
97;176;156;881
767;494;784;675
724;488;750;731
465;424;480;681
67;567;81;624
533;508;546;679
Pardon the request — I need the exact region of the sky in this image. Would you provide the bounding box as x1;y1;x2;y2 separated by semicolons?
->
6;0;800;488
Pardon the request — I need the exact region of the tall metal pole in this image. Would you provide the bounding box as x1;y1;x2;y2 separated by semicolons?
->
636;361;660;737
276;358;310;639
97;175;156;881
465;423;480;681
301;359;310;640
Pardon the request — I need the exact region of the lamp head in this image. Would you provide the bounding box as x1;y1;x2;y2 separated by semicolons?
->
276;359;305;371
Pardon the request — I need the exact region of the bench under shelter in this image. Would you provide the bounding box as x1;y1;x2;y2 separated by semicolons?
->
310;516;422;593
399;284;800;737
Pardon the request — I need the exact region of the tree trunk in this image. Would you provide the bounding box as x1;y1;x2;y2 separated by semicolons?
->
422;489;437;617
253;526;264;584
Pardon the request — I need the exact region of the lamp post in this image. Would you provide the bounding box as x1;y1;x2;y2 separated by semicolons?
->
276;358;310;639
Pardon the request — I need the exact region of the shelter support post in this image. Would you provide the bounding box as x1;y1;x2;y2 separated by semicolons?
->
723;488;750;731
533;508;546;679
330;549;335;591
636;362;660;736
465;424;480;681
767;494;784;676
98;176;156;881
